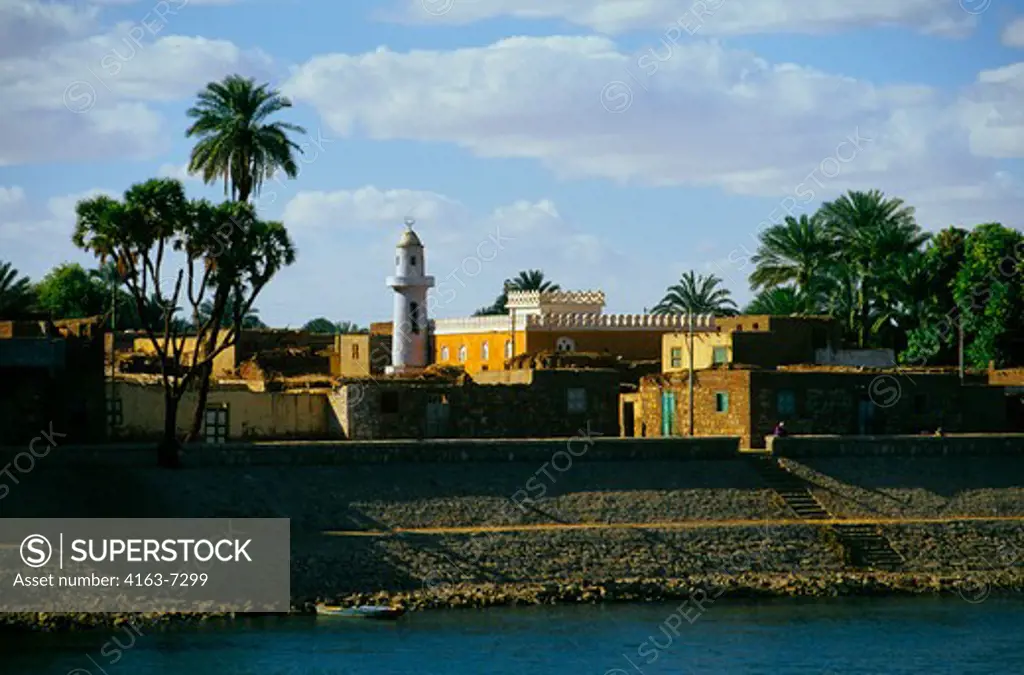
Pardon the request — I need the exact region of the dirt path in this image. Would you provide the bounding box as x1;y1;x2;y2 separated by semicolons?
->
323;514;1024;537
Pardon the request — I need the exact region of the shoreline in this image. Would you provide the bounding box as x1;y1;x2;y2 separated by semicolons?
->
3;570;1022;632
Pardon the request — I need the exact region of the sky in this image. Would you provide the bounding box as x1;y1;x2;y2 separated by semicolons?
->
1;0;1024;327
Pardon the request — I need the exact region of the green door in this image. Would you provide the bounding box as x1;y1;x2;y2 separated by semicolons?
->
661;391;676;436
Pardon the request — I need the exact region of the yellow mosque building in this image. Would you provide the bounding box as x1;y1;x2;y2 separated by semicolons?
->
375;223;716;376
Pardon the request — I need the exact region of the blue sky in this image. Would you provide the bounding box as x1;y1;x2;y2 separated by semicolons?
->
2;0;1024;326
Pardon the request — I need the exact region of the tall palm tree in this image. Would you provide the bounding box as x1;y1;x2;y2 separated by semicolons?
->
817;190;927;347
744;286;807;316
186;74;302;440
652;271;738;316
749;213;834;304
186;74;306;203
0;261;35;317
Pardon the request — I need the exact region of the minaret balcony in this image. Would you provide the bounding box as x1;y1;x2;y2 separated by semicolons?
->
386;275;436;288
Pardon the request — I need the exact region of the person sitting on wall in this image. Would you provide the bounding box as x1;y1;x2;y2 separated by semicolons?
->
773;421;788;437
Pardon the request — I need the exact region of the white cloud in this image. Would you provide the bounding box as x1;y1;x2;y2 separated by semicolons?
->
389;0;974;37
0;1;277;165
285;36;1021;207
263;186;665;323
0;185;27;212
1002;17;1024;47
0;0;98;58
0;187;117;277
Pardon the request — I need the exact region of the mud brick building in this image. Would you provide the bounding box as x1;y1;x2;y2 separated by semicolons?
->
334;368;621;440
636;366;1007;448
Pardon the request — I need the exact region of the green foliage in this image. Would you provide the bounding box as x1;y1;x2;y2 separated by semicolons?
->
749;214;834;303
653;271;738;316
34;263;108;319
0;261;36;317
952;223;1024;368
300;318;366;334
186;74;306;203
744;286;806;315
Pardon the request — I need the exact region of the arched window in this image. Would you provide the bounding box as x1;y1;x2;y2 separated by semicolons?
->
555;336;575;352
458;345;467;362
505;340;513;358
440;346;449;361
481;341;489;360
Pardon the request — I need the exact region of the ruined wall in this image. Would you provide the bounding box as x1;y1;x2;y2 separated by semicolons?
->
749;371;1006;447
342;369;622;439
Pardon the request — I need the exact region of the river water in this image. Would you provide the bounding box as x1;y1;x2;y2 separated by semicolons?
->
3;597;1021;674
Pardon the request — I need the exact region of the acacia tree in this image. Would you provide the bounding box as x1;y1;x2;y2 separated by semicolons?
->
73;178;295;467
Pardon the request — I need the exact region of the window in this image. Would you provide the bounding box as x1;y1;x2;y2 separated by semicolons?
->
458;345;467;362
567;387;587;413
715;392;729;413
409;302;420;334
505;340;513;359
204;405;229;444
441;346;449;361
712;346;728;365
481;341;489;360
735;325;743;332
106;397;123;428
670;347;682;368
411;255;417;266
752;323;759;330
381;391;400;414
556;336;576;352
351;343;360;359
777;389;796;417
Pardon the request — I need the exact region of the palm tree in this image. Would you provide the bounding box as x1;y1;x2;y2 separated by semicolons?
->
0;261;35;317
749;214;834;304
744;287;807;316
473;270;561;315
652;271;738;316
871;252;934;352
186;74;306;203
197;296;265;329
186;74;303;440
335;320;367;334
506;270;560;293
817;190;927;347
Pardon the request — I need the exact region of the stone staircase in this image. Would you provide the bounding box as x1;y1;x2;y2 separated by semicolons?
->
750;455;904;571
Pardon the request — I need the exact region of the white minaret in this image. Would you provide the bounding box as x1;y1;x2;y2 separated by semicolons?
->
385;218;435;374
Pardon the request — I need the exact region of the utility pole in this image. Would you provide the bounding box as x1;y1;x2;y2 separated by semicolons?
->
958;314;965;384
109;270;116;437
688;311;695;436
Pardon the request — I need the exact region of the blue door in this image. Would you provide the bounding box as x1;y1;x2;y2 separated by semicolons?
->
661;391;676;436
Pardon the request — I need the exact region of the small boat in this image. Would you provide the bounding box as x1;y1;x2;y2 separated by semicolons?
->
315;604;406;620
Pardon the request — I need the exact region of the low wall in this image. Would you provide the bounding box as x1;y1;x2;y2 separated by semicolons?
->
0;436;741;468
768;434;1024;457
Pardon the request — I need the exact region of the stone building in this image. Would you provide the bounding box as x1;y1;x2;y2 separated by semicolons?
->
334;368;621;440
635;366;1008;448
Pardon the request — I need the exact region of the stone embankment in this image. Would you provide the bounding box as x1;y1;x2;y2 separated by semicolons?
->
1;442;1022;631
